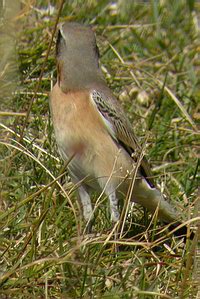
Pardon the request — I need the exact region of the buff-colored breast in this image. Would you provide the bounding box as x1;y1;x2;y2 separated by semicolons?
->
50;83;134;189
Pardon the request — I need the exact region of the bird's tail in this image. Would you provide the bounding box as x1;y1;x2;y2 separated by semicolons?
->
132;178;178;223
130;178;194;239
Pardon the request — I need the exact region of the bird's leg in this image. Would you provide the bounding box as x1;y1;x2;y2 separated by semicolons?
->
107;190;120;223
105;188;120;252
78;185;94;232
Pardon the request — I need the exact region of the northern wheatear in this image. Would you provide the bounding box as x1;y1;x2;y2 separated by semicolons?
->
50;22;191;236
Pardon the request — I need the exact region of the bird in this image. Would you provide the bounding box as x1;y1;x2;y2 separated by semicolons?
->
50;21;191;237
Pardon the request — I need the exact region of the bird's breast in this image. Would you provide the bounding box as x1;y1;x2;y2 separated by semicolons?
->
50;84;88;159
50;83;134;184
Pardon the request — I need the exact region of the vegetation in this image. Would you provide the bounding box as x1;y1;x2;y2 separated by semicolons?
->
0;1;199;298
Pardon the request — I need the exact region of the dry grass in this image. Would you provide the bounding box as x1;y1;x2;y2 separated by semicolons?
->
0;1;199;298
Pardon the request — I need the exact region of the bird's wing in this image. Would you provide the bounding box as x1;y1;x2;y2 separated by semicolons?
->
90;89;154;187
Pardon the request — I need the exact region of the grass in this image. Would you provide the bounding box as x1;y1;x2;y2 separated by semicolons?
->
0;0;199;298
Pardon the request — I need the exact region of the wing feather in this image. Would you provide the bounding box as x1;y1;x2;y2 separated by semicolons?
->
90;89;154;187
